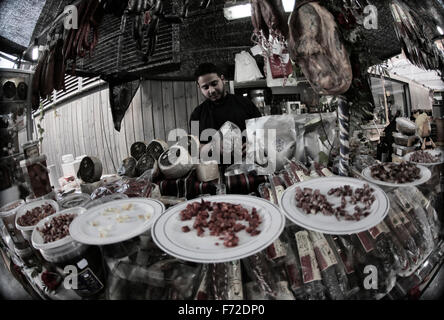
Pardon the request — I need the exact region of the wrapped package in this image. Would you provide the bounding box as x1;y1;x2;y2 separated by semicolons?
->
301;113;337;164
246;115;297;173
242;252;278;300
279;170;295;188
272;266;296;300
364;224;402;274
283;234;306;299
345;234;397;299
258;183;276;203
327;235;361;299
308;231;345;300
368;222;411;275
293;229;326;300
412;188;441;241
397;187;439;245
385;204;422;267
234;50;263;82
389;192;430;256
194;264;211;300
204;261;244;300
284;159;310;182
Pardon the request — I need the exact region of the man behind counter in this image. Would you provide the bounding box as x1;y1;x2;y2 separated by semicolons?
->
189;63;262;154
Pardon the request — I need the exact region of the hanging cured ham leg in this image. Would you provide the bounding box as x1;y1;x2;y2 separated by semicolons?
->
250;0;288;41
288;1;352;95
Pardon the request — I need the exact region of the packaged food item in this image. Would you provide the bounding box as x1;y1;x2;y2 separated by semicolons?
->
326;235;360;299
384;204;422;266
293;229;326;300
308;231;345;300
345;233;397;299
242;252;278;299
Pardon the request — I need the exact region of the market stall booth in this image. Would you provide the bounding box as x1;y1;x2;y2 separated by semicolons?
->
1;0;444;300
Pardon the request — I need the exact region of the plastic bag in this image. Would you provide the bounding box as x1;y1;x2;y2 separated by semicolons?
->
308;231;345;300
242;252;278;299
234;51;263;83
246;115;296;173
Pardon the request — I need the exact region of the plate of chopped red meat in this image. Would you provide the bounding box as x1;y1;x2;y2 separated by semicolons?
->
403;149;444;166
361;162;431;187
280;177;389;235
151;195;285;263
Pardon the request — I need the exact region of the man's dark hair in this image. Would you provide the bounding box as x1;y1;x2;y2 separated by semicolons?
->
194;63;223;81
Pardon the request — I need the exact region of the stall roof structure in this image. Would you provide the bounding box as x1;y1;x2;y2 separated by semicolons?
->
0;0;46;56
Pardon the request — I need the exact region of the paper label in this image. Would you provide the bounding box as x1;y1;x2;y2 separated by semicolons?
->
77;268;104;295
357;232;375;253
398;211;410;226
310;171;320;178
413;189;429;207
275;185;285;206
309;232;338;271
227;261;243;300
266;238;287;260
295;231;322;283
369;222;389;240
295;170;306;182
321;168;334;177
394;190;412;211
396;149;403;156
368;226;383;240
378;221;391;234
389;210;403;227
250;44;262;56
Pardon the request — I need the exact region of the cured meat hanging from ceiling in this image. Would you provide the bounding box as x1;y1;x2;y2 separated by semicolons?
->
31;0;106;111
389;0;444;76
287;0;352;96
127;0;184;62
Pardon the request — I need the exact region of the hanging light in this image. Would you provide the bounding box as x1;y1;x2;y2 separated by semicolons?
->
282;0;294;12
223;1;251;20
223;0;294;21
32;46;39;61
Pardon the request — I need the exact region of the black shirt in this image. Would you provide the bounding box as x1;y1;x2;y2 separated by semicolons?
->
189;93;262;142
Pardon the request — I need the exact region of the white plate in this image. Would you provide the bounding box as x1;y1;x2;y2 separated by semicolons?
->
361;163;431;188
403;149;444;166
280;177;389;235
69;198;165;245
151;195;285;263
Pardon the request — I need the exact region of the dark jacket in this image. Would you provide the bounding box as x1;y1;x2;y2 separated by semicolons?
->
189;93;262;142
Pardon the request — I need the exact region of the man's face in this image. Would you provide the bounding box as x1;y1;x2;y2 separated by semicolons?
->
197;73;225;102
